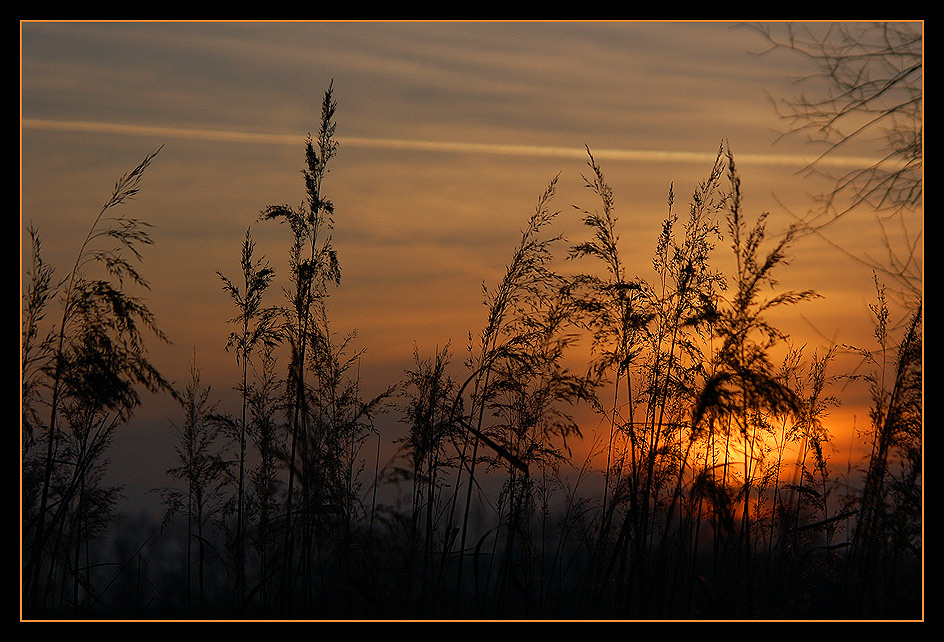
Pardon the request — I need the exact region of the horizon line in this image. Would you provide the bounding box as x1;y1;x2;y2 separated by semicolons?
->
22;117;880;169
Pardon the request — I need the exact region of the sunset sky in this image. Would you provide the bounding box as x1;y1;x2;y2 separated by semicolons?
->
20;20;922;518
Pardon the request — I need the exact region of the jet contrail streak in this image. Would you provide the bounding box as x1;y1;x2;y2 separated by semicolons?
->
22;118;880;169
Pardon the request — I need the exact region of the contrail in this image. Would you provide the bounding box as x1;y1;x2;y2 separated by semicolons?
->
22;118;880;169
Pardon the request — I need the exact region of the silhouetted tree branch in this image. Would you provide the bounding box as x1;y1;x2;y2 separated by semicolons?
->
749;22;922;298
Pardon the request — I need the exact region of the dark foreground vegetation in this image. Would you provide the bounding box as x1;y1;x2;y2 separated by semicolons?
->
22;73;921;621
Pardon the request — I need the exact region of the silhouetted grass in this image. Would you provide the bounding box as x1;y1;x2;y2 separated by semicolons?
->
21;147;177;618
21;86;922;621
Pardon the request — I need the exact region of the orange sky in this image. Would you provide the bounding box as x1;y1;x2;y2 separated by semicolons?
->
20;20;922;518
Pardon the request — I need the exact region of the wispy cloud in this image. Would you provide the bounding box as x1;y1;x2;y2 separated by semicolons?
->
22;118;879;169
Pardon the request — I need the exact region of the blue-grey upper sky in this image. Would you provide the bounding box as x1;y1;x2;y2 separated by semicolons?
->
20;20;921;516
24;21;874;158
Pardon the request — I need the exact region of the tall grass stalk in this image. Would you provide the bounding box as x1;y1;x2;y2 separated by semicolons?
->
846;275;922;616
568;147;648;536
261;82;339;613
440;175;566;614
217;227;278;606
23;148;172;613
154;351;231;616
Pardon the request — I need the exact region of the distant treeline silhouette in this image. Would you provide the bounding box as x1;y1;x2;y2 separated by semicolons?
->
22;81;921;621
